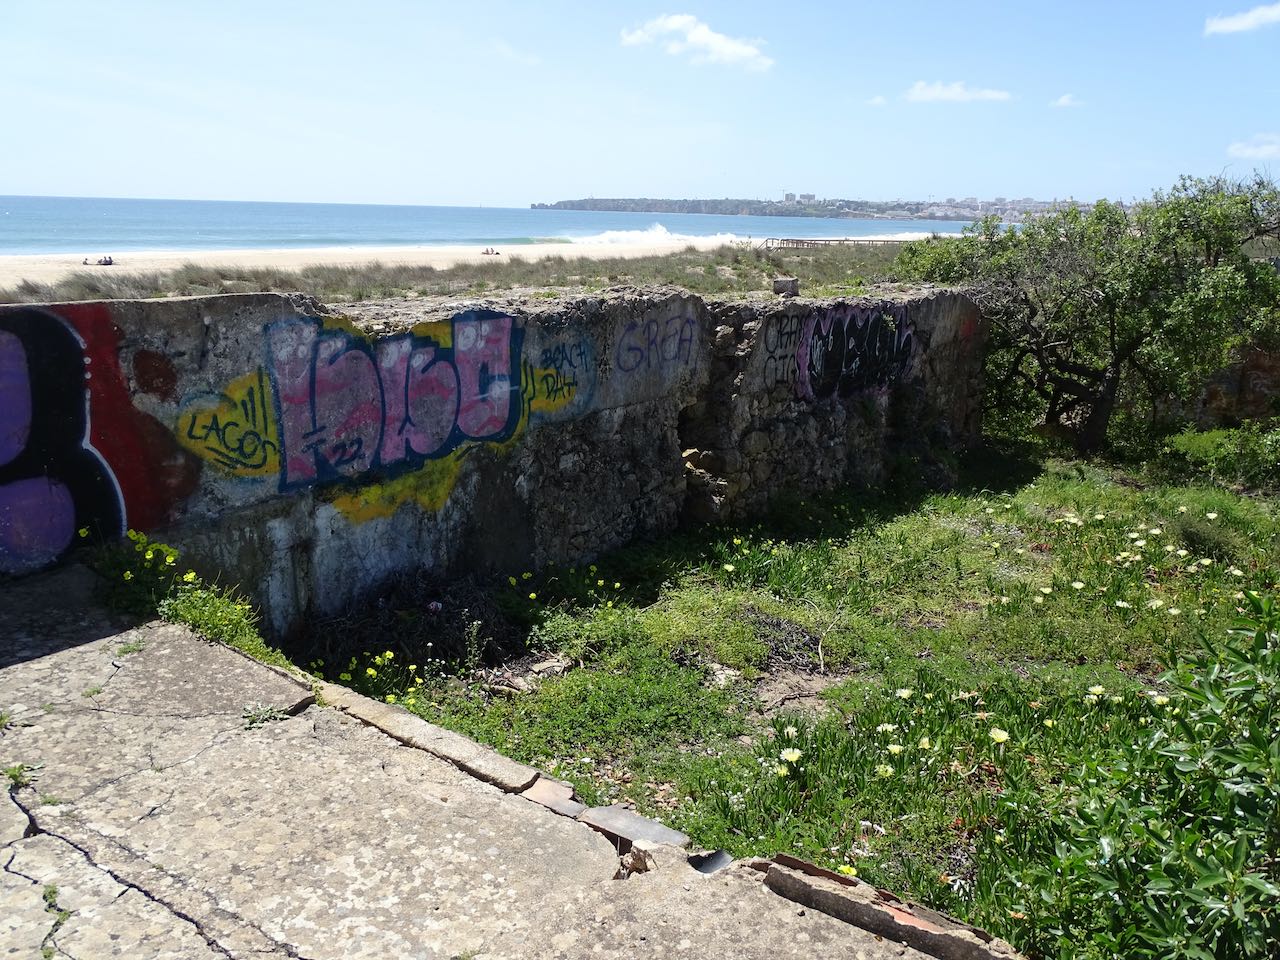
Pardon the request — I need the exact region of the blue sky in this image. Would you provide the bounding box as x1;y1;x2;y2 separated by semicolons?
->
2;1;1276;206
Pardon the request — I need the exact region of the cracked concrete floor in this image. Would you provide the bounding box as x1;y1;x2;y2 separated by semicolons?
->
1;567;928;959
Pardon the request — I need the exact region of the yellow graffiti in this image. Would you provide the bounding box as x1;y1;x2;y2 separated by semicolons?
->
329;451;470;523
177;369;280;479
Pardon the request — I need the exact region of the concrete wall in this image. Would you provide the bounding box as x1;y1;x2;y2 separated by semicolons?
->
0;287;982;635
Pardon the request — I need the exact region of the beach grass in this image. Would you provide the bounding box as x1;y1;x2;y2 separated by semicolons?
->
0;242;905;304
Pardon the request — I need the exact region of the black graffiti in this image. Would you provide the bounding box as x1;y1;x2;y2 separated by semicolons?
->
800;305;914;401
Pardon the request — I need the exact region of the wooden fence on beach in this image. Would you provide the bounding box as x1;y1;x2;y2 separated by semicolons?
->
757;237;906;251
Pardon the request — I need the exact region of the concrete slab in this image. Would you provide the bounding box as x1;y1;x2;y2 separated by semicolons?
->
578;804;691;851
1;568;946;959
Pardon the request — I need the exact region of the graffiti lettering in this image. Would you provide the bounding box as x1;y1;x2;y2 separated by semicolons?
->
616;315;697;375
762;314;802;389
180;369;279;475
268;311;521;490
795;304;914;402
0;310;124;574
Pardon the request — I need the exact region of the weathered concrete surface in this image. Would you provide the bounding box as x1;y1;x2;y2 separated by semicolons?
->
0;568;949;959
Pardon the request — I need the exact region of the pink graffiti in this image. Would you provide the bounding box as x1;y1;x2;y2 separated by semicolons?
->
268;313;519;489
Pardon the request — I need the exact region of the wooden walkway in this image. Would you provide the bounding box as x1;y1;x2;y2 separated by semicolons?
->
757;237;906;250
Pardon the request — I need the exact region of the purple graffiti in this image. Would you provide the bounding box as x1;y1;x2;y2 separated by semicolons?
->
0;313;124;574
616;315;697;375
268;311;521;489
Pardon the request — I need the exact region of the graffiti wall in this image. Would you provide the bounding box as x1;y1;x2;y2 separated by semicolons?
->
0;289;982;633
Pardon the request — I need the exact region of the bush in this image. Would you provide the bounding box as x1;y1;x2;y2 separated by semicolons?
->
977;592;1280;959
1161;422;1280;490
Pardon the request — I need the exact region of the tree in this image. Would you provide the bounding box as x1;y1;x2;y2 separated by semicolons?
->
896;174;1280;453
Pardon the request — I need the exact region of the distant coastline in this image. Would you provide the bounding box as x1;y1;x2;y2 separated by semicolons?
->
534;196;1076;223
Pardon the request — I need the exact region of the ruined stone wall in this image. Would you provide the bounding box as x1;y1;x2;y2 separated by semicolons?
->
0;287;982;635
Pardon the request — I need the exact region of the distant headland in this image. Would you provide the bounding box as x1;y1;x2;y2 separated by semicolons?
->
533;195;1100;223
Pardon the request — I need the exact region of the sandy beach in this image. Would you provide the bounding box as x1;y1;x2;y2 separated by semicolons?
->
0;233;934;289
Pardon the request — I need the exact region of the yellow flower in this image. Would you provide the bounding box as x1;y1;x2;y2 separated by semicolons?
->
145;550;154;560
528;592;538;600
1043;718;1055;728
522;571;533;579
122;571;133;581
837;864;858;877
989;727;1010;744
77;527;89;538
365;667;377;677
182;570;197;583
887;743;904;755
508;576;517;586
1088;685;1106;696
1153;694;1170;706
874;764;894;778
597;579;605;587
723;563;735;573
733;537;742;545
774;763;790;777
164;555;175;565
780;748;802;763
613;582;620;589
918;736;931;750
338;672;351;681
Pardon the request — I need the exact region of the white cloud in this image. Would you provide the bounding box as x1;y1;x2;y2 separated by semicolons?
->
904;80;1011;103
1205;2;1280;34
1228;133;1280;159
866;95;887;106
1051;93;1081;108
490;39;541;66
620;14;773;71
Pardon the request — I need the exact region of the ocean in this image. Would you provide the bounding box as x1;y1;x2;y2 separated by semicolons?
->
0;195;968;255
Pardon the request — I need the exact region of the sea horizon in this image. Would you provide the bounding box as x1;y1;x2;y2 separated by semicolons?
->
0;194;970;256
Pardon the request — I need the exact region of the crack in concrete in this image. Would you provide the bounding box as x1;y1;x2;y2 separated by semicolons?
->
14;792;320;960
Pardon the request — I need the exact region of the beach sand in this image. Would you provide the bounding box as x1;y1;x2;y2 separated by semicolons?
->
0;233;934;289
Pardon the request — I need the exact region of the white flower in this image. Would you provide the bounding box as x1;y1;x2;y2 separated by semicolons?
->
1088;685;1106;696
918;736;931;750
1206;513;1218;520
1039;586;1053;595
1115;600;1132;608
1149;528;1162;535
887;743;904;755
1229;567;1244;577
1071;581;1085;590
1178;506;1188;513
1199;558;1213;566
875;723;899;734
874;764;895;778
895;688;914;700
784;725;798;738
1094;514;1106;520
989;727;1010;744
1146;599;1164;609
780;748;802;764
1134;540;1147;547
1168;608;1181;616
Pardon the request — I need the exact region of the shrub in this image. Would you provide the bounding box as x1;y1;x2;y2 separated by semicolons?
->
1161;422;1280;490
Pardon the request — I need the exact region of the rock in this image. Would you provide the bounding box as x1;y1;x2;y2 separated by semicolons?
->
773;277;800;297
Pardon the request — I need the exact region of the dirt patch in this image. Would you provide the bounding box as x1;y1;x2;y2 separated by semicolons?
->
754;669;846;716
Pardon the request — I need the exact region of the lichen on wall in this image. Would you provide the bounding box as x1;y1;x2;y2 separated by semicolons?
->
0;287;983;635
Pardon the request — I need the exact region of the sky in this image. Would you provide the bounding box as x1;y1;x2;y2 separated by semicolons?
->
1;1;1277;207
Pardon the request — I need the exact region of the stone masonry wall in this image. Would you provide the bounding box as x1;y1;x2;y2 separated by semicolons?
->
0;287;982;635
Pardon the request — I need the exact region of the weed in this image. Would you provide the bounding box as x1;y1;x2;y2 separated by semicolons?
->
38;794;62;805
241;703;288;729
115;640;146;656
81;686;103;699
5;763;34;788
0;710;9;732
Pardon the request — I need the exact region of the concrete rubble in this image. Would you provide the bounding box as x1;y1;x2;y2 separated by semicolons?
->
1;565;1019;959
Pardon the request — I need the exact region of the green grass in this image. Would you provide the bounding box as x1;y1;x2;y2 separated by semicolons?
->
0;243;905;303
314;455;1278;956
